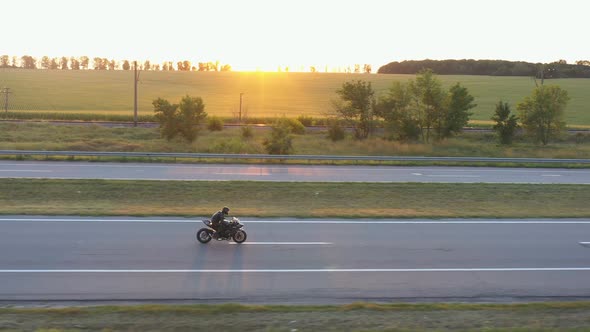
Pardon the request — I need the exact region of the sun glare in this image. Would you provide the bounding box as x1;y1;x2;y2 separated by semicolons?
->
229;63;375;73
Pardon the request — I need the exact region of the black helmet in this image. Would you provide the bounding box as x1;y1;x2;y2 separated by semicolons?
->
222;206;230;214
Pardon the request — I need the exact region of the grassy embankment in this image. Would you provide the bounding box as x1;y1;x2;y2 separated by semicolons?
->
1;123;590;164
2;179;589;217
2;302;590;331
1;68;590;126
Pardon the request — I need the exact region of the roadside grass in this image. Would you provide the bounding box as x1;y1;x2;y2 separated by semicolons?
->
1;179;589;218
1;69;590;125
5;154;590;169
2;302;590;331
1;123;590;163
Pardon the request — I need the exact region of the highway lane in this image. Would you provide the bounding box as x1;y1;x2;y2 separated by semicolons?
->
1;216;590;303
1;160;590;183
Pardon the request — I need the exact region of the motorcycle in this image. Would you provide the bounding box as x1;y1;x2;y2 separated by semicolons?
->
196;217;247;244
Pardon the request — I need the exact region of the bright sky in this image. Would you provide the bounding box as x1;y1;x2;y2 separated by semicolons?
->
5;0;589;71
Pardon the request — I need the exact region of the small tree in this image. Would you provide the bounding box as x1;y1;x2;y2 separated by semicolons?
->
492;101;519;145
153;95;207;142
177;95;207;142
41;56;51;69
327;119;346;141
440;83;476;139
333;80;375;139
70;57;80;70
375;81;421;141
412;69;446;142
263;121;294;154
80;56;89;70
60;56;69;70
276;117;305;134
0;55;9;67
517;85;569;145
241;126;254;139
376;72;474;142
153;98;180;140
207;116;224;131
297;115;314;126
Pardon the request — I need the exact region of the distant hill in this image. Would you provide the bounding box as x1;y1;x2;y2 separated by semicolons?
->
377;59;590;78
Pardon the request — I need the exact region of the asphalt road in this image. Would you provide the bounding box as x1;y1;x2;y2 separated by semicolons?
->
1;216;590;303
1;160;590;183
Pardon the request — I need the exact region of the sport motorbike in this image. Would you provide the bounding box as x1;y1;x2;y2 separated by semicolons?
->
196;217;247;244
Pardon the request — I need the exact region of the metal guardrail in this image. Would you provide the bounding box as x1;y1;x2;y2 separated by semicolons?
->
0;150;589;164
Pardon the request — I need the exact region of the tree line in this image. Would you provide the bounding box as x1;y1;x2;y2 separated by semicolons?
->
332;69;569;146
1;54;375;73
154;70;569;156
0;55;231;72
332;69;476;143
1;54;377;73
141;69;571;157
378;59;590;78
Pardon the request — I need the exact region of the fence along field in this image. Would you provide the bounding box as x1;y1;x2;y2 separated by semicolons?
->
1;68;590;125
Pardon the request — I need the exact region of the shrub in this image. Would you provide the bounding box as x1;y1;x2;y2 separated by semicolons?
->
207;116;224;131
241;125;254;139
327;120;345;141
153;98;180;140
263;121;294;154
492;101;519;145
177;96;207;142
153;95;207;143
297;115;314;127
276;117;305;135
571;132;590;144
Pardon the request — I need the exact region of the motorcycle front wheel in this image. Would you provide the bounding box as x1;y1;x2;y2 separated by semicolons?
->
196;228;212;243
233;230;247;243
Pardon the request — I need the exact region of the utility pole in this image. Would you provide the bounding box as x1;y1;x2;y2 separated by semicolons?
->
1;87;11;113
239;92;244;123
133;61;141;126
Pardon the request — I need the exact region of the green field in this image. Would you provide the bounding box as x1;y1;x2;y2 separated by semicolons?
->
1;68;590;125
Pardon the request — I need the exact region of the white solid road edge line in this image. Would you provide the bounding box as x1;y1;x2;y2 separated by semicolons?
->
2;218;590;224
2;268;590;273
228;242;332;245
0;170;52;172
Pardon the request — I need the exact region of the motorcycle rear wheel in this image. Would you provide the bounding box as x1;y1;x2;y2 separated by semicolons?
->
233;230;247;243
196;228;212;243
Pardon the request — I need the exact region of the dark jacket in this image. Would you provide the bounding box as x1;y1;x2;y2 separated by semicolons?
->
211;210;227;228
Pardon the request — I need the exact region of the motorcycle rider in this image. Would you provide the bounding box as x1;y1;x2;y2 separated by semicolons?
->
211;206;230;238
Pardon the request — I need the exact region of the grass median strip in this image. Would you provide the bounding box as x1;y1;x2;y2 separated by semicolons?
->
1;302;590;331
1;179;589;218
